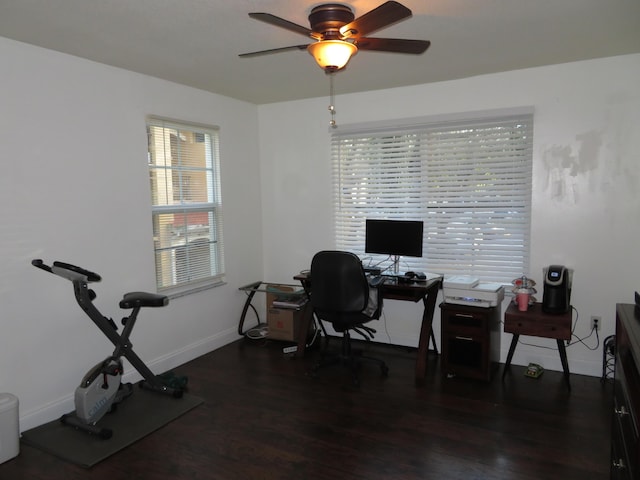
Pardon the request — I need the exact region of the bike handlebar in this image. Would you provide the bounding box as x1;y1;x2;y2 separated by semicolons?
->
32;259;102;283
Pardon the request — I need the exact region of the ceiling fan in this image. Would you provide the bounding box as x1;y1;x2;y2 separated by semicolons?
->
239;1;430;73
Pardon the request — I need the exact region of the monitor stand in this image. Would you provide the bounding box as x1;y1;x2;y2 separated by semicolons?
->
392;255;401;275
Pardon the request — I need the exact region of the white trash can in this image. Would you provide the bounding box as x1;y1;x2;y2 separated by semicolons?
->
0;393;19;463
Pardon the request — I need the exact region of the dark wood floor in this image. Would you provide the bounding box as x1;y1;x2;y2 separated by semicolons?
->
1;336;613;480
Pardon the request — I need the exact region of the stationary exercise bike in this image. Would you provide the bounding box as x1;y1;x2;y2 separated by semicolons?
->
32;259;184;439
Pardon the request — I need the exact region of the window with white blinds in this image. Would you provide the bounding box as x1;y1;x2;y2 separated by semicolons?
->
331;110;533;284
147;117;224;294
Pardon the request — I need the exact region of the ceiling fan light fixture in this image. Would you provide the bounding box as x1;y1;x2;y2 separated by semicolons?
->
307;40;357;72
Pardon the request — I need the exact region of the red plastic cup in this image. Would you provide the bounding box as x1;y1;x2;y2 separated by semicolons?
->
516;292;530;311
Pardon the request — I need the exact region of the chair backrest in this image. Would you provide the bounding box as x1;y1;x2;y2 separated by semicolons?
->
310;250;369;314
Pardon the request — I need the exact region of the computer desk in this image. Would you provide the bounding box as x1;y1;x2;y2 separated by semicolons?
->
293;273;442;384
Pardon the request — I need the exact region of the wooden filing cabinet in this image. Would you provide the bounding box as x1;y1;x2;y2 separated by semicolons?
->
440;303;501;381
611;303;640;479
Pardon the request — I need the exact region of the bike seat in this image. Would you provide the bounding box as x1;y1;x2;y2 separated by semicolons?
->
119;292;169;309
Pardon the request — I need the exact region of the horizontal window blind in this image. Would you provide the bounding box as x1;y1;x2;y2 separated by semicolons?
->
332;112;533;283
147;117;224;293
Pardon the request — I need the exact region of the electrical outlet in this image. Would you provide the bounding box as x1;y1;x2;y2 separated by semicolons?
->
591;316;601;331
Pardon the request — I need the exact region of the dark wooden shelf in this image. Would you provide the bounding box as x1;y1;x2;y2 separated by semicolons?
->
611;303;640;479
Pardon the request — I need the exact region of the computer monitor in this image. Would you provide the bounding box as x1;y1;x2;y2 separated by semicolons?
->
365;219;424;274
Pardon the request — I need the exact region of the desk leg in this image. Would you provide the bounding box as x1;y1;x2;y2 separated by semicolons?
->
415;289;438;383
429;329;438;355
557;340;571;392
295;302;313;357
238;281;262;336
502;334;519;381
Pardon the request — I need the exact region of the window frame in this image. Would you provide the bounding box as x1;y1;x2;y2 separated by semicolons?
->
331;108;534;284
146;116;225;297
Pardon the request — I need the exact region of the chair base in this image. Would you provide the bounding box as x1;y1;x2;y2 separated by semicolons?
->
311;331;388;386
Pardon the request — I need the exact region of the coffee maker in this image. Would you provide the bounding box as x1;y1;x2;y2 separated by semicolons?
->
542;265;573;314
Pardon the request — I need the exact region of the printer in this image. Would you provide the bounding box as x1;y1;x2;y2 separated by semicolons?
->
443;276;505;308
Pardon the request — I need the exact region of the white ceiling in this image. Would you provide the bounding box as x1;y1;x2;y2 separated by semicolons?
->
1;0;639;105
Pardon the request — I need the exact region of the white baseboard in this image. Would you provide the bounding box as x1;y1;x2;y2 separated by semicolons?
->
19;327;239;432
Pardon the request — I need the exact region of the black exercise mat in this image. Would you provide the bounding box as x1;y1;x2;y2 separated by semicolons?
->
21;387;203;468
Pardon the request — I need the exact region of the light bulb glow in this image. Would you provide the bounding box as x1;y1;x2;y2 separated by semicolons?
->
307;40;357;71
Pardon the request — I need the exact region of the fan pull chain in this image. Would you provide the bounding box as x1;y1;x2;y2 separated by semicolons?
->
328;72;337;128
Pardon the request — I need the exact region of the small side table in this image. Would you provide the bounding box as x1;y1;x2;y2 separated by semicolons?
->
502;302;572;391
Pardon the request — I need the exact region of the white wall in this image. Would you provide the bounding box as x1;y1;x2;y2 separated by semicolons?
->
259;54;640;378
0;37;263;430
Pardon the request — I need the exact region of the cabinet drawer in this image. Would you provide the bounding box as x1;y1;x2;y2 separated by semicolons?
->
443;312;487;332
615;372;639;441
611;427;632;480
441;304;494;335
614;359;639;479
614;390;638;479
504;317;571;340
442;334;491;381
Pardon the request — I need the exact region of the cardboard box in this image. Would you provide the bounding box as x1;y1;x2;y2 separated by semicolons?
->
266;284;306;342
267;306;306;341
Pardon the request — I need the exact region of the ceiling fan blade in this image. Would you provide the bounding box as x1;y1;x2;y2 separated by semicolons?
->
239;45;310;58
340;1;412;39
355;37;430;54
248;13;318;39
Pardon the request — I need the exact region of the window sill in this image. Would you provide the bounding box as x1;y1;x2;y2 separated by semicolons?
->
160;277;226;300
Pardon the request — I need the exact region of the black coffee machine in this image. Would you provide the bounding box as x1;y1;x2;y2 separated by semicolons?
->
542;265;572;314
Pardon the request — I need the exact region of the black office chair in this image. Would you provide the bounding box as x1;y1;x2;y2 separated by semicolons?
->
309;250;389;385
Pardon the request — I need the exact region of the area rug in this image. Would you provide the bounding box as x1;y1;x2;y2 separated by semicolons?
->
21;387;203;468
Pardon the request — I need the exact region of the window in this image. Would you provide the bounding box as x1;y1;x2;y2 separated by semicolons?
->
147;117;224;294
332;109;533;284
